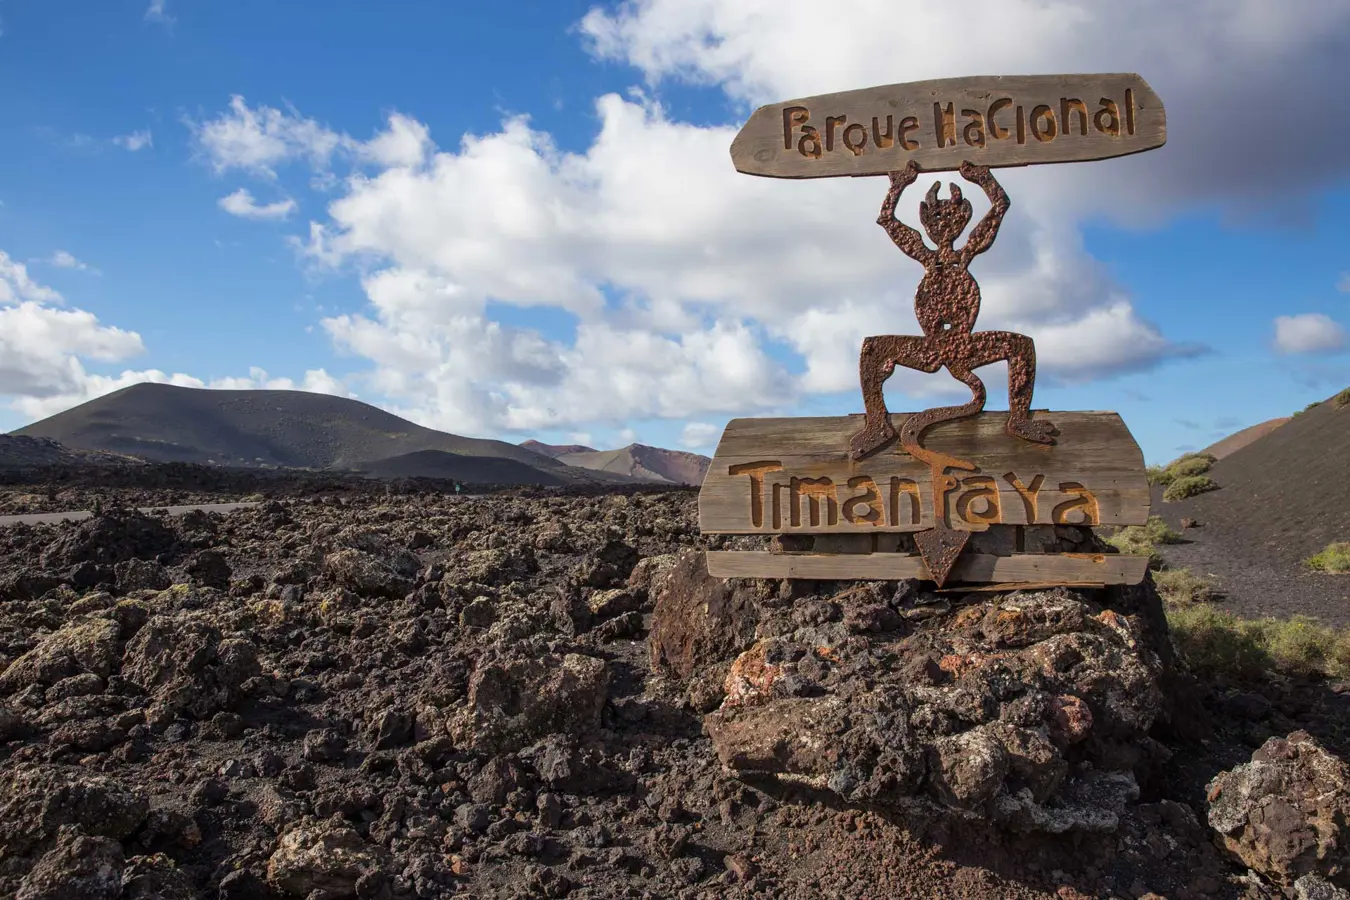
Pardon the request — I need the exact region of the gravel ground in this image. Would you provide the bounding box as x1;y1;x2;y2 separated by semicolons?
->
0;475;1343;899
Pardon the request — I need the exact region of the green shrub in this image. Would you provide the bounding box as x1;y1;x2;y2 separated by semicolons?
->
1108;528;1163;567
1150;452;1217;488
1330;632;1350;677
1163;475;1219;502
1156;561;1350;680
1306;542;1350;574
1260;616;1337;678
1154;567;1216;604
1335;387;1350;409
1144;516;1183;545
1168;454;1214;478
1165;603;1271;681
1107;516;1183;568
1294;400;1321;416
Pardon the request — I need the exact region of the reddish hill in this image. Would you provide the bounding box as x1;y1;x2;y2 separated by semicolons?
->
519;439;598;458
1202;417;1290;460
555;444;710;486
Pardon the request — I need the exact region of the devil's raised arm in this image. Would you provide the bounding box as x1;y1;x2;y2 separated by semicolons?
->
960;163;1009;261
877;165;934;264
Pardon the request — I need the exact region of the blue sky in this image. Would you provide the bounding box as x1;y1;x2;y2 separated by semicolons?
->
1;0;1347;465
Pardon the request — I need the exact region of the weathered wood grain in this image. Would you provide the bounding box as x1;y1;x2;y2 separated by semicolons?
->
705;550;1150;585
698;411;1148;534
731;73;1165;179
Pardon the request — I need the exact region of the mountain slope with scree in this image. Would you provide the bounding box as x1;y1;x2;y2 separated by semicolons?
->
553;444;711;486
1154;390;1350;625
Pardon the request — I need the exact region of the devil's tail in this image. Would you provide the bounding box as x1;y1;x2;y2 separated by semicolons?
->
898;371;988;472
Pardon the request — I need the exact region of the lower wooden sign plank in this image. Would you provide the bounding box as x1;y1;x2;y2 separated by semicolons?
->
704;550;1150;585
936;582;1107;593
698;411;1149;534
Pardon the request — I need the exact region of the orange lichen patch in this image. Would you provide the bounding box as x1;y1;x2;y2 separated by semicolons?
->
1096;609;1127;629
723;643;784;708
991;608;1027;632
938;654;967;676
1093;609;1138;648
1056;886;1095;900
937;650;1010;679
952;606;986;628
814;646;842;664
1048;694;1093;746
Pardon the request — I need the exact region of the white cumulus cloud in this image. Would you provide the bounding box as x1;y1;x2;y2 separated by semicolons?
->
680;421;719;449
189;96;354;178
45;250;97;273
579;0;1350;208
1273;313;1348;355
359;113;433;169
113;130;153;151
0;247;355;422
218;188;298;221
187;0;1350;440
189;99;438;181
0;253;64;305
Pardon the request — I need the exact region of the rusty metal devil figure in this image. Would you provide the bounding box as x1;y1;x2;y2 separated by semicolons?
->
848;159;1056;585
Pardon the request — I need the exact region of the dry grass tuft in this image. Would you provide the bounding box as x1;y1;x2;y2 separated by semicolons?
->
1305;542;1350;574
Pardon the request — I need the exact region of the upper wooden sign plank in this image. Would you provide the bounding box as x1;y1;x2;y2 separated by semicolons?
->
698;411;1149;535
730;73;1165;178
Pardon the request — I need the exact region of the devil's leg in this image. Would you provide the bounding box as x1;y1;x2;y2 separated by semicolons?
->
963;331;1054;444
850;335;941;460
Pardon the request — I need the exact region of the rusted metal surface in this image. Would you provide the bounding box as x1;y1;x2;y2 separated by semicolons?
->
912;507;972;586
848;160;1056;586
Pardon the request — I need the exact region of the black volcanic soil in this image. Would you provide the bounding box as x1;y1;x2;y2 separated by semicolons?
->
356;451;565;487
1153;398;1350;627
0;472;1344;899
0;463;485;516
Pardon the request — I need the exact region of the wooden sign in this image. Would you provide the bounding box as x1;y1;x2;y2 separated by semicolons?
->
730;73;1165;179
699;411;1148;535
698;411;1152;587
703;72;1160;588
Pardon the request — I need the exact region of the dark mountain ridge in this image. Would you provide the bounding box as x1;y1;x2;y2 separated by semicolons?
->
11;384;627;486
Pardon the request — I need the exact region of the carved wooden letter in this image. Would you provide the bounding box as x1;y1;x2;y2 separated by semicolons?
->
842;476;883;525
1052;481;1100;525
956;475;1001;528
728;461;783;529
889;477;921;527
1004;472;1045;523
791;477;838;527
